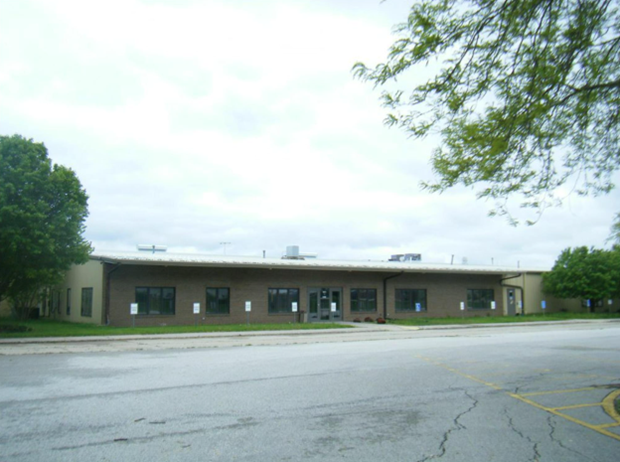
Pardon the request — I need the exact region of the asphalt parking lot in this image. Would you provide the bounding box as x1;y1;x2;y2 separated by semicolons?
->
416;353;620;442
1;321;619;461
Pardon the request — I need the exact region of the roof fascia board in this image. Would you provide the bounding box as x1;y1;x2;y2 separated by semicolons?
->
89;255;534;275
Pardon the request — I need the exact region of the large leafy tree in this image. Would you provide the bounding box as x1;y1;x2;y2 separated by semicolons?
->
0;135;91;312
543;246;620;310
354;0;620;223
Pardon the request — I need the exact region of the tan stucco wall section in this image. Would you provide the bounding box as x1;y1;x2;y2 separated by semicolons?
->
55;259;105;324
521;273;581;313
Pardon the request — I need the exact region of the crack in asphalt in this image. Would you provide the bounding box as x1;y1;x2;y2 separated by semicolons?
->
416;389;478;462
546;415;595;461
502;406;541;462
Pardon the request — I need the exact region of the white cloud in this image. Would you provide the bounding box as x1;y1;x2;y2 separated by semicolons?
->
1;0;618;270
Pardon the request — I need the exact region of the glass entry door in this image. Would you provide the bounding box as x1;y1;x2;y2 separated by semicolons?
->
308;288;342;322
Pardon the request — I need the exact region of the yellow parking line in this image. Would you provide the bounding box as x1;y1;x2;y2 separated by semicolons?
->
507;393;620;441
550;403;603;411
416;355;502;390
520;387;596;397
415;355;620;442
597;423;620;429
601;389;620;423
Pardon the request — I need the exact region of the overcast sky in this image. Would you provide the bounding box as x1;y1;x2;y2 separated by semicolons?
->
1;0;618;269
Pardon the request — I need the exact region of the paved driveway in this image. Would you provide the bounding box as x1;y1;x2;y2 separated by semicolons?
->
0;322;619;461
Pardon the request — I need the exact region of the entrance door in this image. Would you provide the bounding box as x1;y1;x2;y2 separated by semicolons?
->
308;288;342;322
507;289;516;316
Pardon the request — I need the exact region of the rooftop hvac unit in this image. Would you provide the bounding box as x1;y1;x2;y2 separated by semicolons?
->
286;245;300;257
282;245;304;260
389;253;422;262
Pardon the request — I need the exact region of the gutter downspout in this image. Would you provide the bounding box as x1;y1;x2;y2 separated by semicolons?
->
500;273;524;315
101;260;121;326
383;272;403;319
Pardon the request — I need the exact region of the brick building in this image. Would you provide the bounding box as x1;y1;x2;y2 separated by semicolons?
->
44;250;584;327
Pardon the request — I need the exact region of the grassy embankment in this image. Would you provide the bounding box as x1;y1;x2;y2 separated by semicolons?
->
1;312;618;338
0;318;349;338
389;312;620;326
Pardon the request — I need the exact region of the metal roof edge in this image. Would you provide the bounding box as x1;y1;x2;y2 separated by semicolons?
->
89;251;549;275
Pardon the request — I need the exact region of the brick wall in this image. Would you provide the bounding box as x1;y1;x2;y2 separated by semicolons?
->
107;264;504;326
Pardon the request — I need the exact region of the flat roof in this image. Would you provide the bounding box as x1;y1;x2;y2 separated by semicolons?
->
91;251;547;275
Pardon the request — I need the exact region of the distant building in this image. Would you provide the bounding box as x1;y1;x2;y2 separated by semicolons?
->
43;249;589;327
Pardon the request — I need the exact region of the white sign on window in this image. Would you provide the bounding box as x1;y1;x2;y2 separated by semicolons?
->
415;303;421;312
245;301;251;312
193;302;200;314
490;301;496;310
331;302;336;312
292;302;298;313
460;302;465;311
130;303;138;315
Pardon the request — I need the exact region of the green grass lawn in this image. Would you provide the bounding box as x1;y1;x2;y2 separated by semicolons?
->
0;318;350;338
1;312;618;339
389;312;620;326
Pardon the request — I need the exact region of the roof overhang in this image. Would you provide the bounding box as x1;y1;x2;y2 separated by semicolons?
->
90;251;547;276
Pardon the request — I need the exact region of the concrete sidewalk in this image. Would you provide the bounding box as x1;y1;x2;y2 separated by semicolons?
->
1;318;618;345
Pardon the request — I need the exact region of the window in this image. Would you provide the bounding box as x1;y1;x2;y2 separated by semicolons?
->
66;288;71;315
350;289;377;312
206;288;230;315
135;287;175;315
268;288;299;314
51;290;60;314
467;289;494;310
395;289;427;312
81;288;93;317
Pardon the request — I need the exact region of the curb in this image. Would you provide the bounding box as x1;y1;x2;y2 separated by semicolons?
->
0;318;618;345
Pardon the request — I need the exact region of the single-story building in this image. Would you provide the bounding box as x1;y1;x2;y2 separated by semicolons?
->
40;249;594;327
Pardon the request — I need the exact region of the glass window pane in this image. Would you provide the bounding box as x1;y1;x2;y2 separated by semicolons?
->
467;289;493;309
149;288;162;314
66;288;71;315
351;289;359;312
367;289;376;311
269;288;298;313
162;288;175;315
396;289;427;312
206;288;217;313
81;288;93;317
309;291;318;314
136;288;148;314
